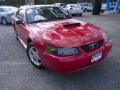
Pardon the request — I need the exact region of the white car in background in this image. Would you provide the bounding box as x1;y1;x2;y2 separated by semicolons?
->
53;3;66;8
64;4;84;16
79;3;93;12
0;6;18;25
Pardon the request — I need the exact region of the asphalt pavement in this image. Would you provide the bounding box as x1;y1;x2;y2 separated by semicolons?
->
0;13;120;90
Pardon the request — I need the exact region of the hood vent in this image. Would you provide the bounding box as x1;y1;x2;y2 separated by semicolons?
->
63;23;81;28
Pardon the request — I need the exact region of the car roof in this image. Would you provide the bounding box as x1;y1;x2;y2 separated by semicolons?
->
20;5;53;10
0;6;17;8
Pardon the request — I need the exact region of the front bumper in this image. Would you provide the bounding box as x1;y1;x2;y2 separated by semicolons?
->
38;41;112;73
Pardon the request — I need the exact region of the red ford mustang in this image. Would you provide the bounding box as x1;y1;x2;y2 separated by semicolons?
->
12;5;112;73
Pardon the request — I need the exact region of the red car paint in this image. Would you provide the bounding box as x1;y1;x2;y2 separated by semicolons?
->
12;5;112;73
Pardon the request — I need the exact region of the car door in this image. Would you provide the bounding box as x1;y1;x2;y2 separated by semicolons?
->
15;9;28;46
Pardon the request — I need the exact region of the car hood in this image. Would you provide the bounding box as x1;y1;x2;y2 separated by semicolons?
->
29;19;105;47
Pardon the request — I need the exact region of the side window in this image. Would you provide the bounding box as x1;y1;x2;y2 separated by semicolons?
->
16;9;24;20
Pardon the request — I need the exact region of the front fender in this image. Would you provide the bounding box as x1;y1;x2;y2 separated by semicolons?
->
29;32;45;53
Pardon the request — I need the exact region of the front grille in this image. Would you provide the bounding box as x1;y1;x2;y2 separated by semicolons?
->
81;40;104;52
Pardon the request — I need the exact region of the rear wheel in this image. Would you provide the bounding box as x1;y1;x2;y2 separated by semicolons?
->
27;43;43;68
1;17;8;25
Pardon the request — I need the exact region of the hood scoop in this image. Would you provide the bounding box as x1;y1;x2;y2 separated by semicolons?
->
63;23;81;28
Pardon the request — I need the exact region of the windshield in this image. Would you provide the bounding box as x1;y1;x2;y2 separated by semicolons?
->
26;7;72;24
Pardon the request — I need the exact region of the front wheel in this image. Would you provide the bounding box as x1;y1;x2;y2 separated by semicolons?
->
27;43;43;68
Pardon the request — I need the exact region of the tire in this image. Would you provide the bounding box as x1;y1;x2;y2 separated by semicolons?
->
1;17;8;25
27;42;43;68
79;13;82;16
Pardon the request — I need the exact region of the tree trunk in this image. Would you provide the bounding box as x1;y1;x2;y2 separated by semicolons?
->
92;0;102;15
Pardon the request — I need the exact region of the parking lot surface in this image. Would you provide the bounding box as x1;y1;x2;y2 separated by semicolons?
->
0;14;120;90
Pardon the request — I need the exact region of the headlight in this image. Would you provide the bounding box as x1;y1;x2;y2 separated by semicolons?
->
45;45;78;56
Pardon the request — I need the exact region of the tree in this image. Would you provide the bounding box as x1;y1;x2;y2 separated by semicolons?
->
92;0;103;15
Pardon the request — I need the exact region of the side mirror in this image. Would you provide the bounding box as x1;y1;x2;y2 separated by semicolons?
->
16;19;24;24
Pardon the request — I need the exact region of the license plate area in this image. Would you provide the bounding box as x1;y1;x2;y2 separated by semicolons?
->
91;52;102;63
